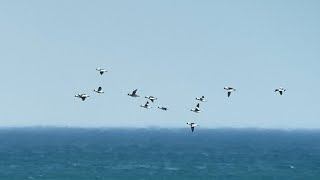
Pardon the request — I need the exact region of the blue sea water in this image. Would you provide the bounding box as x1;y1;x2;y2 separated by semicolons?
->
0;128;319;180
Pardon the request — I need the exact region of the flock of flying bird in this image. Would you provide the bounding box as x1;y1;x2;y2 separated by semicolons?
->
75;68;287;132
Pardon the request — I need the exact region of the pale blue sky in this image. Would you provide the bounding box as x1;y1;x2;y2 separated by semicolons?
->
0;1;319;128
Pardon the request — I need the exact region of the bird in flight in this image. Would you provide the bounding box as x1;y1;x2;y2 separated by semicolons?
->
94;87;104;94
158;106;168;111
96;68;108;75
187;122;198;132
75;93;90;101
275;87;286;95
145;96;157;102
196;96;207;102
128;89;140;97
224;87;236;97
190;103;201;113
141;101;152;109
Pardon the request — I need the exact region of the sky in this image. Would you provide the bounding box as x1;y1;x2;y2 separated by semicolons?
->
0;0;319;129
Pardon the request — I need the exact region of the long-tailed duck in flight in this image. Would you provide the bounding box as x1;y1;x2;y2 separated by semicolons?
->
96;68;108;75
158;106;168;111
187;122;198;132
75;93;90;101
94;87;104;94
224;87;236;97
145;96;157;102
196;96;207;102
128;89;139;97
141;101;151;109
275;87;286;95
190;103;201;113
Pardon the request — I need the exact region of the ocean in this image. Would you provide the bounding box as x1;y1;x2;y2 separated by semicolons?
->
0;128;319;180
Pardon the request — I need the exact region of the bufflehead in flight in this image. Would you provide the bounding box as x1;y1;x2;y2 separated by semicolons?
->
141;101;152;109
145;96;157;102
196;96;207;102
158;106;168;111
128;89;139;97
75;93;90;101
187;122;198;132
96;68;108;75
94;87;104;94
190;103;201;113
275;87;286;95
224;87;236;97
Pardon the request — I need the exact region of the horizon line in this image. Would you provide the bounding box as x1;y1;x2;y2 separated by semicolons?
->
0;126;320;131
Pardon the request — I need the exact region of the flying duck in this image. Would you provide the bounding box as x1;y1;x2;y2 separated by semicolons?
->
128;89;139;97
196;96;207;102
187;122;198;132
190;103;201;113
158;106;168;111
145;96;157;102
275;87;286;95
96;68;108;75
141;101;152;109
224;87;236;97
94;87;104;94
74;93;90;101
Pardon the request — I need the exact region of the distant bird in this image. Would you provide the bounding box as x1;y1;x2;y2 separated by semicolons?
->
187;122;198;132
128;89;139;97
158;106;168;111
145;96;157;102
75;93;90;101
190;103;201;113
224;87;236;97
196;96;207;102
275;87;286;95
141;101;152;109
96;68;108;75
94;87;104;94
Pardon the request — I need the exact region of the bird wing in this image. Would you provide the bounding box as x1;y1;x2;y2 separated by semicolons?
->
81;97;86;101
100;71;104;75
133;89;137;95
228;91;231;97
191;126;194;132
280;91;283;95
196;103;200;108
